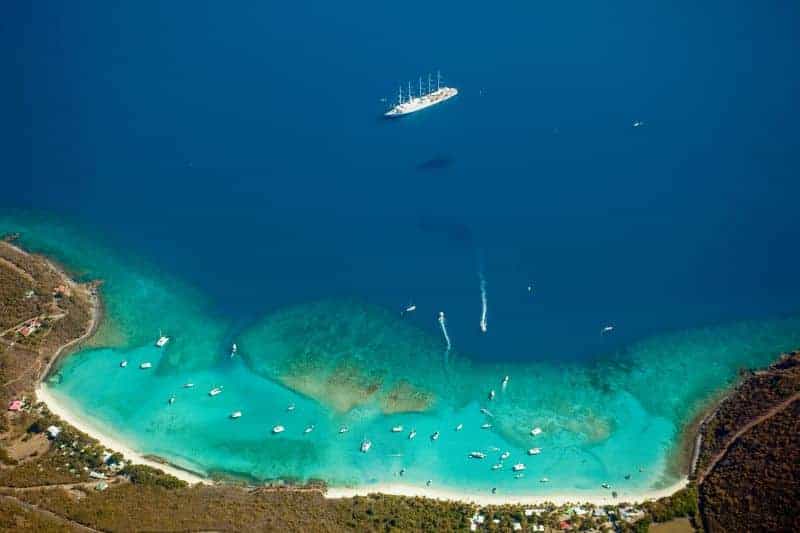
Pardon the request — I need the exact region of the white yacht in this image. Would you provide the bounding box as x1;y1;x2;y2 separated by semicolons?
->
408;429;417;440
480;408;493;417
304;425;314;434
385;72;458;118
602;325;615;334
480;423;492;429
230;411;242;419
272;425;285;434
469;451;486;459
168;395;176;405
530;427;542;436
491;463;503;470
455;423;463;431
208;386;223;396
339;426;349;434
155;334;170;347
500;451;510;460
230;343;237;357
512;463;526;472
430;431;440;441
514;473;525;479
287;404;296;412
120;360;127;368
539;477;550;483
391;425;403;433
528;448;541;455
139;362;152;369
488;390;495;401
183;382;194;388
501;375;509;388
360;439;372;453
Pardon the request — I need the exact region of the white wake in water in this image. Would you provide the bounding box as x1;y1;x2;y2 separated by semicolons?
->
479;270;488;333
438;311;451;352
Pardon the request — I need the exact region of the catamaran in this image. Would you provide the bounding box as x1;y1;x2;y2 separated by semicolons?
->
384;71;457;118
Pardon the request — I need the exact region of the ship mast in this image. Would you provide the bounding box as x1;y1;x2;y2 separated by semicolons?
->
419;76;423;98
437;70;441;90
428;73;432;95
407;81;412;102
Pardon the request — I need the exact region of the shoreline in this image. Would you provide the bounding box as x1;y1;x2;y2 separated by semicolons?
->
325;478;689;506
36;384;209;485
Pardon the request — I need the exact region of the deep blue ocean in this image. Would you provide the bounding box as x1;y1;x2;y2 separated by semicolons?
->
3;1;800;496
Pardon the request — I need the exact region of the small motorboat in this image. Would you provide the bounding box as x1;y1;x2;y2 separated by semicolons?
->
430;431;440;441
491;463;503;470
272;425;285;434
480;423;492;429
339;426;349;434
539;477;550;483
514;473;525;479
530;427;542;436
601;325;615;334
601;483;611;489
230;411;242;419
208;386;223;396
528;448;541;455
469;451;486;459
480;408;493;417
455;423;463;431
500;451;510;460
287;404;296;412
408;429;417;440
512;463;526;472
168;395;176;405
360;439;372;453
304;425;314;434
183;383;194;388
120;360;127;368
155;334;170;347
501;375;509;387
391;425;403;433
488;390;495;401
140;362;152;369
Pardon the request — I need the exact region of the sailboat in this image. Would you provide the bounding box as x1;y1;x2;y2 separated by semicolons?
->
384;71;458;117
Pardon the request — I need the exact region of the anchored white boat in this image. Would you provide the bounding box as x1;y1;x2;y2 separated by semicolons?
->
183;382;194;388
455;423;463;431
208;386;223;396
500;451;510;460
408;429;417;440
287;404;296;412
512;463;526;472
360;438;372;453
430;431;440;441
491;463;503;470
168;395;176;405
304;425;314;434
120;360;127;368
488;390;495;401
528;447;541;455
272;425;285;434
139;362;152;369
230;411;242;419
155;333;170;347
469;451;486;459
385;72;457;118
339;426;349;434
391;425;403;433
530;427;542;436
230;343;237;357
480;423;492;429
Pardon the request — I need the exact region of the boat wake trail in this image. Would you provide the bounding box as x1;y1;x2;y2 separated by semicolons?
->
479;268;488;334
438;312;451;354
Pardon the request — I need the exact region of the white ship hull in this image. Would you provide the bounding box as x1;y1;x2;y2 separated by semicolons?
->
385;87;458;117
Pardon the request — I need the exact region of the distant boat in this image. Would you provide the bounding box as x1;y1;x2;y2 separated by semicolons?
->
480;408;493;417
168;395;176;405
515;473;525;479
208;386;223;396
500;451;510;460
632;120;644;128
360;438;372;453
601;483;611;489
455;423;463;431
512;463;526;472
480;423;492;429
304;425;314;434
230;411;242;419
139;362;152;369
339;426;349;434
230;343;237;357
530;427;542;436
155;333;170;347
488;390;495;401
491;463;503;470
408;429;417;440
469;451;486;459
539;477;550;483
384;72;458;118
528;448;541;455
272;425;285;434
391;425;403;433
430;431;440;441
501;375;509;388
287;404;296;412
602;325;615;334
120;360;127;368
401;303;417;316
183;383;194;388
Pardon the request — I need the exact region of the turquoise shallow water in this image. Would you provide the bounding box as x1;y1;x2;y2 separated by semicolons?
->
5;214;800;496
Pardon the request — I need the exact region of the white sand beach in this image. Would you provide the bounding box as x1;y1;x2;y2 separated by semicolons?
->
36;384;208;486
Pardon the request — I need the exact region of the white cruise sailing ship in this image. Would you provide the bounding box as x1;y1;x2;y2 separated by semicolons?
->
384;71;457;117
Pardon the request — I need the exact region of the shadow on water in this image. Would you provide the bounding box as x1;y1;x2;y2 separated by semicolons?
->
416;154;454;172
